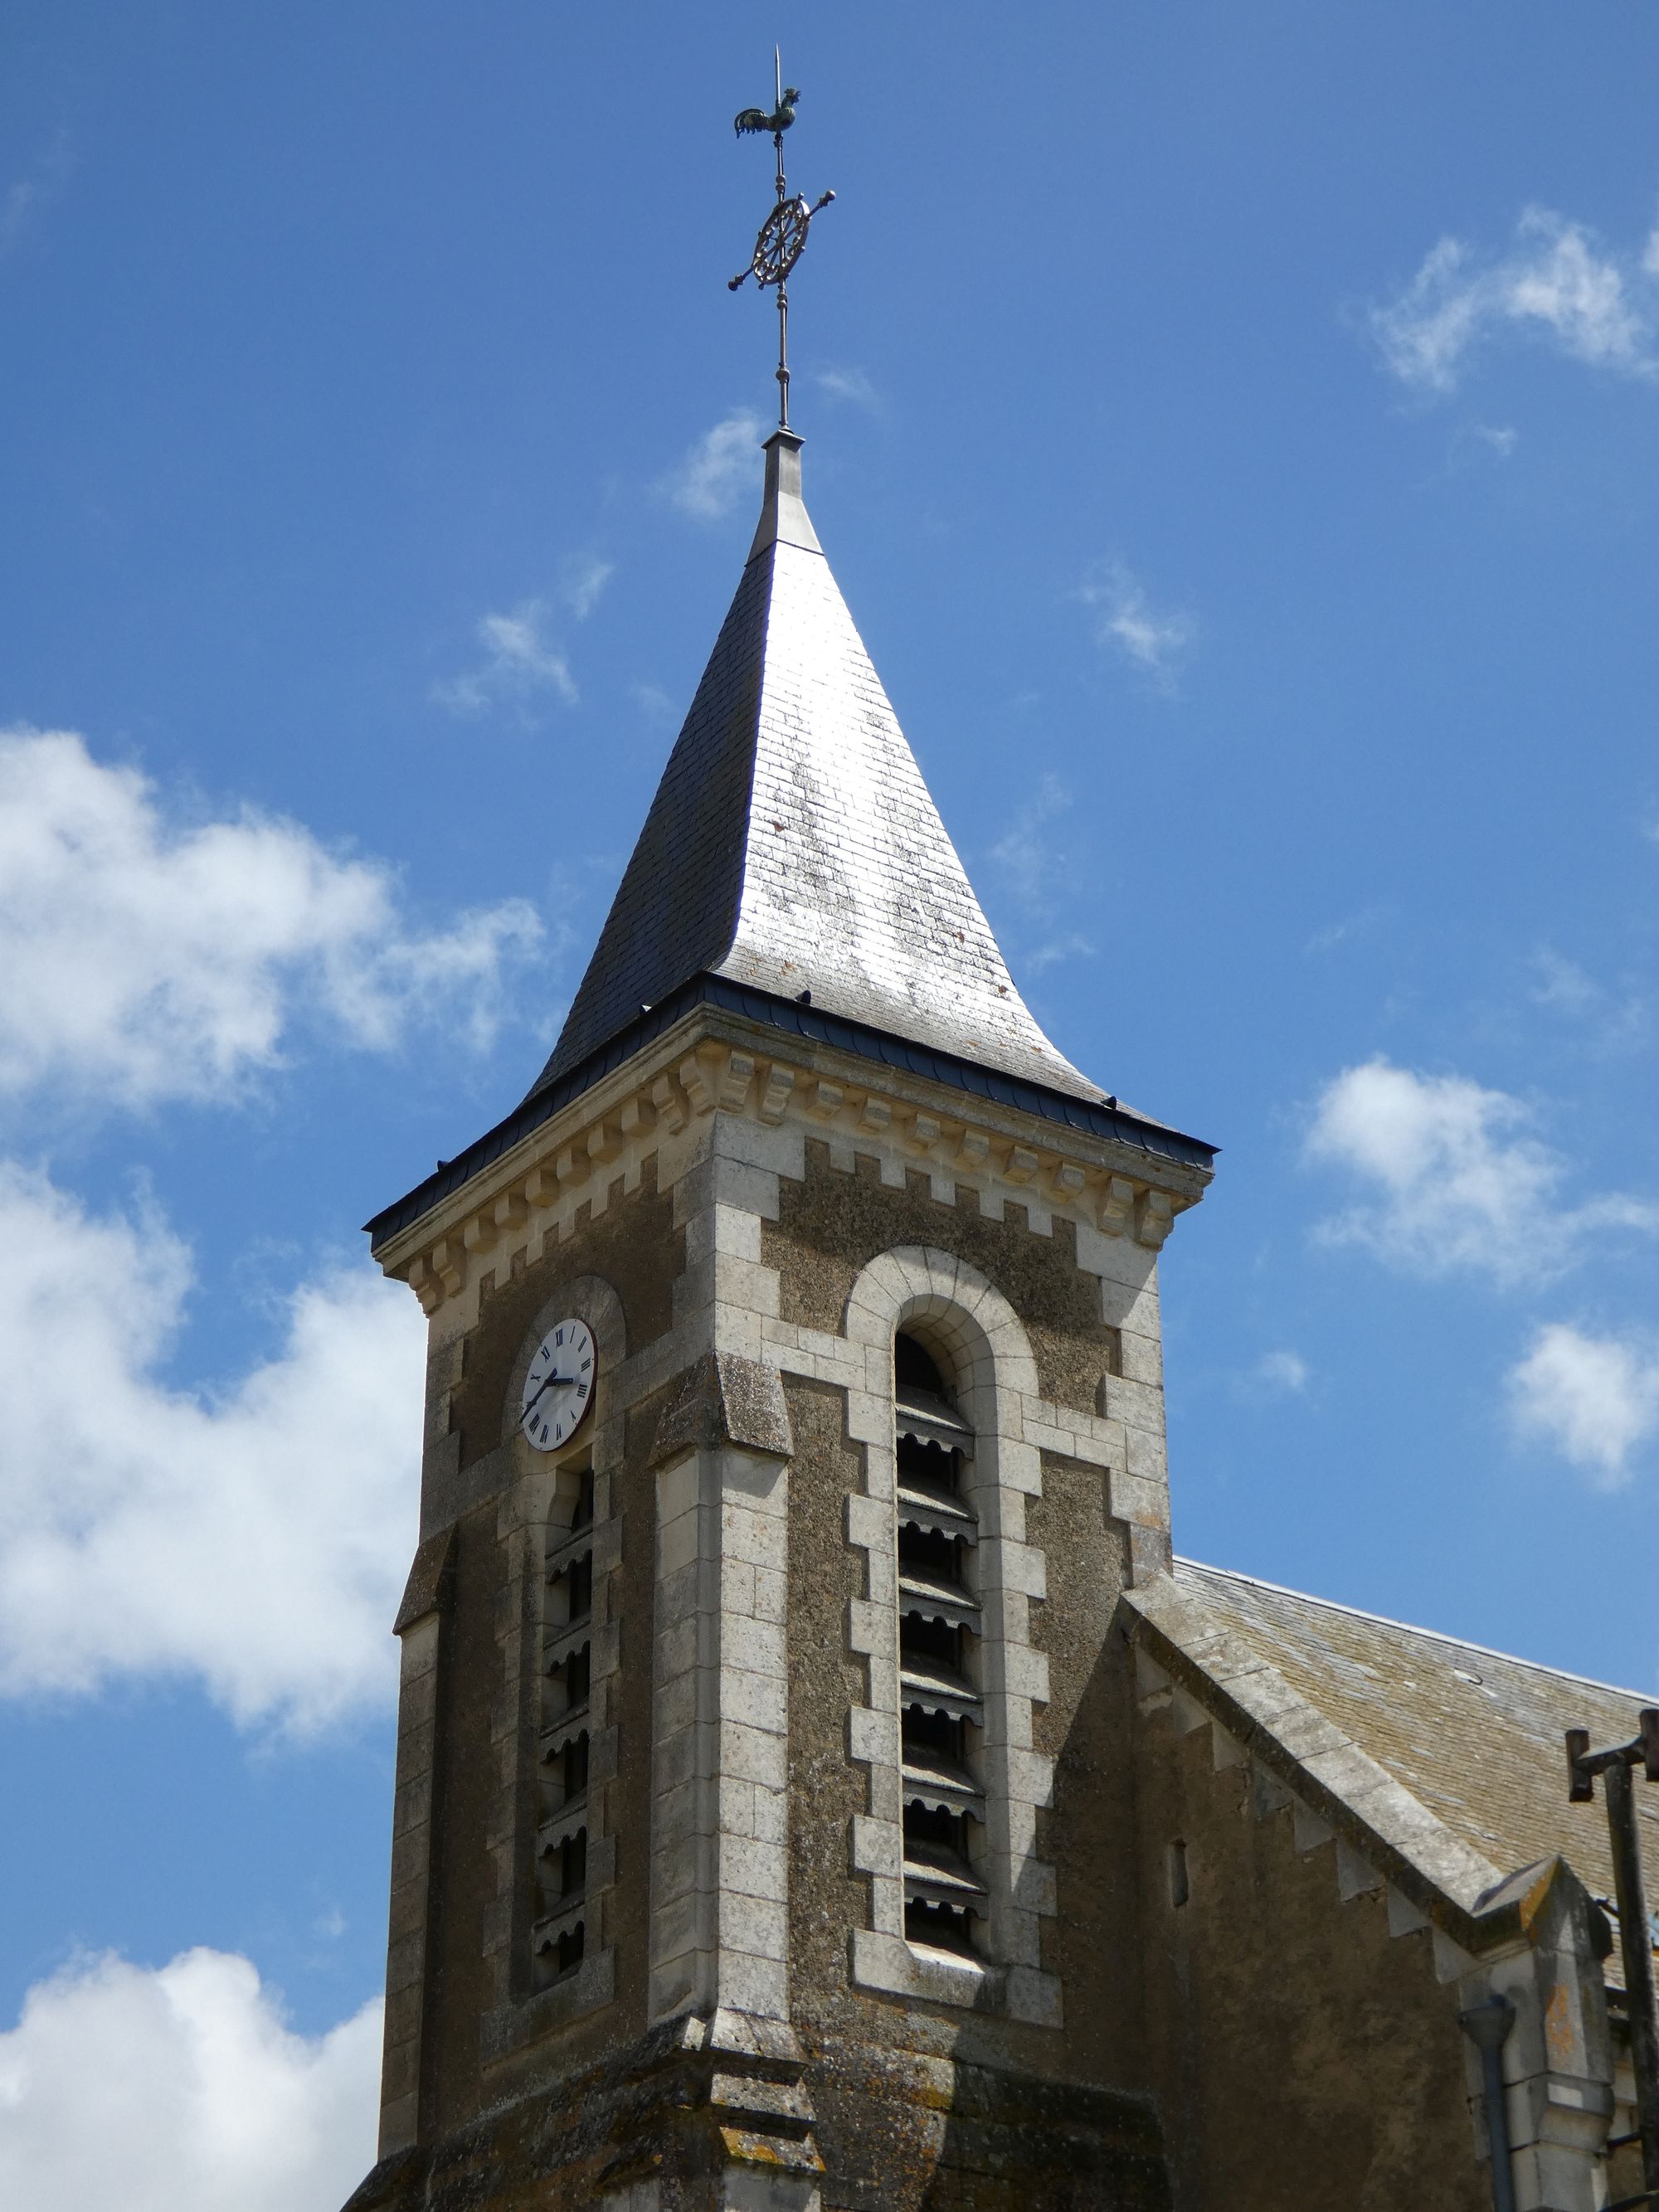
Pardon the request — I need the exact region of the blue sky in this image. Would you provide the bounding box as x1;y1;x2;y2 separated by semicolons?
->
4;3;1659;2201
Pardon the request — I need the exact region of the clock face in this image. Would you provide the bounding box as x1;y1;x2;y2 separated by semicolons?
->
520;1318;597;1452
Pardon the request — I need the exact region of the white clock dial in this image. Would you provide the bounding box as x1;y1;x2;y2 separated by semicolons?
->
519;1317;597;1453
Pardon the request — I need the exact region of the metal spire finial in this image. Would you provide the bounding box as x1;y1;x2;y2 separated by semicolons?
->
728;52;834;431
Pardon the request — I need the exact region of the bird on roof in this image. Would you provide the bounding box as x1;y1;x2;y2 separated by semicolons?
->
734;86;800;138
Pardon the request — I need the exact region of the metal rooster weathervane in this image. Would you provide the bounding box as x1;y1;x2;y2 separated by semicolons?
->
728;51;834;431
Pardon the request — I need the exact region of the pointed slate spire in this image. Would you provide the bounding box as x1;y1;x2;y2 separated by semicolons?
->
528;432;1102;1105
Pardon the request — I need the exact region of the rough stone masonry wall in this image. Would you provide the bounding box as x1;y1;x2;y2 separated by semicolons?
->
765;1147;1163;2155
1133;1674;1487;2212
764;1147;1146;1420
780;1373;1165;2210
399;1168;686;2141
1025;1459;1146;2095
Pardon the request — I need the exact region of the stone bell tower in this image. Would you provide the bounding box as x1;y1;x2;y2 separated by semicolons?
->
344;427;1215;2212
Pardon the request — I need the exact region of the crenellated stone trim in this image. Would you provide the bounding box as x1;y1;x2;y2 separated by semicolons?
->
379;1017;1207;1321
408;1106;1170;1599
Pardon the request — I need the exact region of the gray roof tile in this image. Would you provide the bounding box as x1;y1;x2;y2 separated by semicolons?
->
1171;1558;1659;1941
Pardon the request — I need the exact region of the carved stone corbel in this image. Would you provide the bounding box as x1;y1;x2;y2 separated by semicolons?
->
1136;1189;1175;1249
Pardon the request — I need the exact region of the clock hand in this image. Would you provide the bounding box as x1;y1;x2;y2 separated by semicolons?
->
523;1372;576;1416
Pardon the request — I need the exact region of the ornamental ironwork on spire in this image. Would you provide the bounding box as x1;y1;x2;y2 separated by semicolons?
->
362;72;1212;1262
727;51;835;431
518;67;1117;1103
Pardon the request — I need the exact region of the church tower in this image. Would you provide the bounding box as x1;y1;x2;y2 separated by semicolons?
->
343;74;1659;2208
345;414;1215;2210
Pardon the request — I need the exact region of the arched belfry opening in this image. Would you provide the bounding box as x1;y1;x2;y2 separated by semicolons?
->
893;1330;985;1953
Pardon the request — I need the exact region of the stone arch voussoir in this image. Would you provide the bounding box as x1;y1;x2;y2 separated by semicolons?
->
843;1244;1039;1401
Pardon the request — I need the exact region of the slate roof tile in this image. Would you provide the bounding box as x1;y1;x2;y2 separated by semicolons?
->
1172;1557;1659;1939
528;431;1106;1106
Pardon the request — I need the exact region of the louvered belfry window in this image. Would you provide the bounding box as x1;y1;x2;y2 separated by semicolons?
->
893;1334;986;1953
533;1468;595;1985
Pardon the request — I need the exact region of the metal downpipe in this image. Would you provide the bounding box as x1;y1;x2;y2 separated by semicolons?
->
1603;1757;1659;2205
1461;1996;1518;2212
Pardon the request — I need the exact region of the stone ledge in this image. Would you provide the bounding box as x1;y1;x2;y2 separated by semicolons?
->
343;2012;1170;2212
649;1351;794;1468
850;1927;1006;2013
479;1943;616;2066
392;1525;455;1636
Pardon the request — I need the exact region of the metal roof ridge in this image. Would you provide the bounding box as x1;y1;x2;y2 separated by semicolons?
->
1173;1554;1659;1704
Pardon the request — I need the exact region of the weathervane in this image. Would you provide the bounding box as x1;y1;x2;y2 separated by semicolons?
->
728;51;834;431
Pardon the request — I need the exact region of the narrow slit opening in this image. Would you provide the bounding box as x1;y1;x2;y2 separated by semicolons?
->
1168;1838;1190;1909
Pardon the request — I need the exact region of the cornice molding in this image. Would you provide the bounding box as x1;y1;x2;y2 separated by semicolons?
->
382;1006;1212;1318
367;976;1216;1259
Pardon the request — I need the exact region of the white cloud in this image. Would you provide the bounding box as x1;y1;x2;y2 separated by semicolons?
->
1229;1349;1313;1405
1530;949;1602;1017
1025;932;1095;975
990;775;1071;908
1305;1057;1659;1286
0;729;540;1110
0;1162;417;1729
815;365;881;410
0;1949;379;2212
1371;207;1658;395
557;553;613;622
990;777;1097;971
0;134;74;260
1;179;39;255
1080;561;1194;683
432;599;577;717
1528;950;1647;1051
1508;1323;1659;1485
431;558;610;716
663;411;766;520
1304;905;1389;957
1256;1350;1311;1394
630;681;675;722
